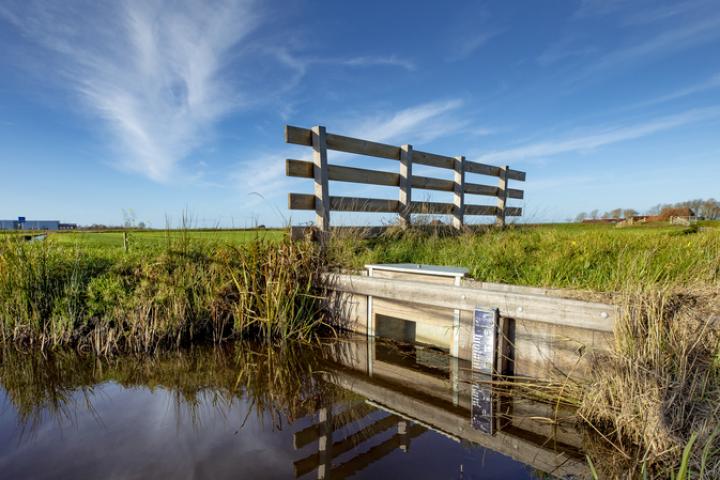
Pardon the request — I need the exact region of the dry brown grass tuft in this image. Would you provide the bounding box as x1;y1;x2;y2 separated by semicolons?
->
580;289;720;478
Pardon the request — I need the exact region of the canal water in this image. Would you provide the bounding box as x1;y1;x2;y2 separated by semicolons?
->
0;338;588;479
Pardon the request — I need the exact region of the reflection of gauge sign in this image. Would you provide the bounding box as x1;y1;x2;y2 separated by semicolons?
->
471;383;494;434
472;308;498;374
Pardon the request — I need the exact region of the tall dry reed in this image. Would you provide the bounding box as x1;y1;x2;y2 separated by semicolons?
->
0;234;330;354
581;289;720;478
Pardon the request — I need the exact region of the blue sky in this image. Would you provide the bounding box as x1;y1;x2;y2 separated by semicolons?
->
1;0;719;227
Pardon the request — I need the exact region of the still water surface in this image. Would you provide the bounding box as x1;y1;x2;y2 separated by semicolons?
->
0;338;587;479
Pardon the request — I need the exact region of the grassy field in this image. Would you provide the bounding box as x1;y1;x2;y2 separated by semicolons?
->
330;221;720;293
48;228;285;249
0;232;327;354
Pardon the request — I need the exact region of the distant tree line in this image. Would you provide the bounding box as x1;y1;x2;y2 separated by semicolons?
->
646;199;720;219
575;208;638;222
575;198;720;222
80;222;147;230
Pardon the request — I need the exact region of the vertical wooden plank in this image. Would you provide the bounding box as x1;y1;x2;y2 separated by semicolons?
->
453;155;465;229
450;355;459;406
495;165;509;227
399;144;413;227
495;316;514;376
312;126;330;233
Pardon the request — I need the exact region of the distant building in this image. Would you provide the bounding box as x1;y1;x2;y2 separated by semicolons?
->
662;207;696;220
21;220;60;230
631;208;697;224
0;217;72;231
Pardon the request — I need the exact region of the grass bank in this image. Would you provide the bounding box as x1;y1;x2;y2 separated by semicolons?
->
329;222;720;293
48;228;285;250
0;233;328;354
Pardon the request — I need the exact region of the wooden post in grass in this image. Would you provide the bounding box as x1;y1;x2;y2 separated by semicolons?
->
312;126;330;236
453;155;465;230
495;165;509;227
399;144;413;228
123;231;128;252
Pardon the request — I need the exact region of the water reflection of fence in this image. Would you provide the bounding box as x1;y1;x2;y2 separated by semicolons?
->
293;401;426;478
284;125;526;235
297;338;591;479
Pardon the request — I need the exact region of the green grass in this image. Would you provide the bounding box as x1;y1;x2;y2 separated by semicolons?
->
0;232;328;353
48;229;285;249
329;222;720;293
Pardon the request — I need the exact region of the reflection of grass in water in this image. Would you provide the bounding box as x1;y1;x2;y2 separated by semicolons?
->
0;349;100;437
0;341;360;438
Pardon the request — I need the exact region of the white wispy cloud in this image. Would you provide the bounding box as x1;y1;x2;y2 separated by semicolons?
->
577;0;717;26
230;151;294;206
585;14;720;75
233;99;474;198
477;106;720;164
536;36;598;67
574;0;637;18
448;30;502;62
0;0;259;182
347;99;467;144
341;55;415;71
627;72;720;109
266;48;415;83
620;0;714;26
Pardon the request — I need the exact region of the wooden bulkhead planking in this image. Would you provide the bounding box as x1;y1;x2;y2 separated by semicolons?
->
325;268;617;382
324;272;616;332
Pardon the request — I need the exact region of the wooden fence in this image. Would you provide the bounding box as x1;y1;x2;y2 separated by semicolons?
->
285;125;526;233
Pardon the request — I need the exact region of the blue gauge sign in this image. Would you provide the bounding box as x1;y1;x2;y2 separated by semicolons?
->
471;307;498;435
472;308;498;374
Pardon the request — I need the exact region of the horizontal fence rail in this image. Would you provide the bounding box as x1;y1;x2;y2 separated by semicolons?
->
285;125;526;233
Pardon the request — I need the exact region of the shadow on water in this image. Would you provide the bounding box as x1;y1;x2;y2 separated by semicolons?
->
0;337;592;479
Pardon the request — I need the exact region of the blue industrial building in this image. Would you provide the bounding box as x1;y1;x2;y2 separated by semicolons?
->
0;217;77;231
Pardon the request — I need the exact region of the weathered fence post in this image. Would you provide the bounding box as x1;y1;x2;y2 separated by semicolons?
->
312;126;330;236
399;144;413;228
495;165;509;227
453;155;465;230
